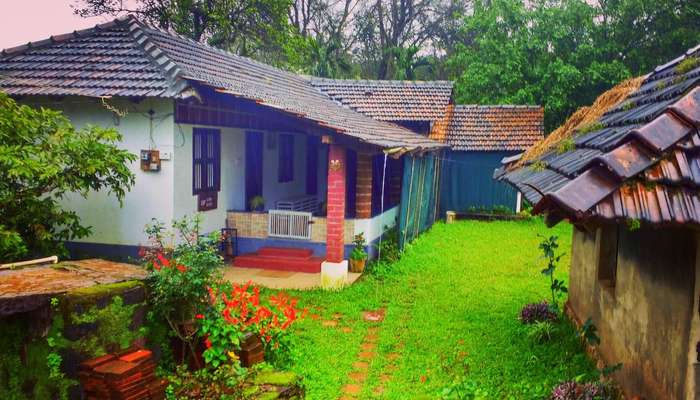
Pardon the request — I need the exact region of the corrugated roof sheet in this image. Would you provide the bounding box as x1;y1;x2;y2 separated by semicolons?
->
0;16;445;152
310;78;454;122
442;105;544;151
499;44;700;227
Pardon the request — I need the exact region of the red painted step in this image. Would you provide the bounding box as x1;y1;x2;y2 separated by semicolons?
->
258;247;313;258
233;254;322;273
233;247;322;273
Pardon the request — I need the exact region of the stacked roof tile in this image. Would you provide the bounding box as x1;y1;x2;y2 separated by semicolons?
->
0;16;444;153
499;44;700;226
441;105;544;151
310;78;454;121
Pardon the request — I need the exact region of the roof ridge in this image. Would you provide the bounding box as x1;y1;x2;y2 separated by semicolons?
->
123;16;191;98
310;77;454;86
455;104;543;109
1;15;132;57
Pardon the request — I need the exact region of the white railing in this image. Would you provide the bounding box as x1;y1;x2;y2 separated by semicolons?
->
275;195;318;213
268;209;313;240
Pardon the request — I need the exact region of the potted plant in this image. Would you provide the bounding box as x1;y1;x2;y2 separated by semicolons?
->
249;195;265;212
349;233;368;273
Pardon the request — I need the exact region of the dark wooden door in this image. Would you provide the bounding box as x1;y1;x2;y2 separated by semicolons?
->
245;131;264;210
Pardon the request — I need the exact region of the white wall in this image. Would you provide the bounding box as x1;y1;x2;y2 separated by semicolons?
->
172;124;247;235
25;97;177;247
353;206;399;243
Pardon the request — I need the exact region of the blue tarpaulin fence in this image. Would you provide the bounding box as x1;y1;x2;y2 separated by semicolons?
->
398;152;442;249
438;150;519;215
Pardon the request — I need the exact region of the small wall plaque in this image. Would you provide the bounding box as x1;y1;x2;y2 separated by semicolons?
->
198;191;218;211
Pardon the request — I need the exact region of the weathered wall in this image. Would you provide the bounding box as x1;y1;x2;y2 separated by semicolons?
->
22;97;176;253
568;226;696;399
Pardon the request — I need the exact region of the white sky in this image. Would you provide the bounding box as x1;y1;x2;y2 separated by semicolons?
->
0;1;113;50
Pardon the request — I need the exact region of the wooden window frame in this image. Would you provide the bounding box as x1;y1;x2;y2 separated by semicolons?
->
192;128;221;195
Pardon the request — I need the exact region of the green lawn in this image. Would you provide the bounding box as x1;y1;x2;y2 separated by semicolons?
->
273;219;597;399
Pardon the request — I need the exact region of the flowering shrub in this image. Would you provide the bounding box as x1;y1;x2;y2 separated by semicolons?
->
199;282;306;368
549;381;617;400
142;215;223;367
519;301;558;324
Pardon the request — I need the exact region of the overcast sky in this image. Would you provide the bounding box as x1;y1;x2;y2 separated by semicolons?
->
0;1;112;50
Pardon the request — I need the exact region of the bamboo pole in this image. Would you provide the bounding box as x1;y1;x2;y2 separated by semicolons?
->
1;255;58;270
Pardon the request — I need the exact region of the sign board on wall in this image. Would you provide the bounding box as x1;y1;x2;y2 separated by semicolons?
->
198;192;218;211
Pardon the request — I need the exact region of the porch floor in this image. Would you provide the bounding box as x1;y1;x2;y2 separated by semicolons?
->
223;266;362;290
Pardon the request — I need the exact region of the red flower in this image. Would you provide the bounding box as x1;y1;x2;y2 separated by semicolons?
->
157;253;170;268
204;338;212;349
176;264;187;273
195;314;204;320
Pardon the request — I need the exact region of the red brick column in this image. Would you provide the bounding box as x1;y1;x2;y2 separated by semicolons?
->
326;145;346;263
355;153;373;219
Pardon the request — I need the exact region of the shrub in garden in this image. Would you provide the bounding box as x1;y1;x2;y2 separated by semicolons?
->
519;301;558;324
526;321;558;344
199;282;306;369
538;234;568;311
549;380;617;400
142;215;223;367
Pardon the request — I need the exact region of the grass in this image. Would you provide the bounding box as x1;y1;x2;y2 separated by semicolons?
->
269;219;598;399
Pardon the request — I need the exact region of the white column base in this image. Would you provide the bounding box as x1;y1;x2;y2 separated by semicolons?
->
321;260;348;290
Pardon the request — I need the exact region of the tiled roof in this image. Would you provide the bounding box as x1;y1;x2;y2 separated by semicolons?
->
0;16;445;153
310;78;454;121
498;44;700;227
0;20;181;97
441;105;544;151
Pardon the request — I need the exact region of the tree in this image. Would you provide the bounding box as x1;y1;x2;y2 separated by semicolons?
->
447;0;630;131
354;0;456;79
0;93;136;261
74;0;300;69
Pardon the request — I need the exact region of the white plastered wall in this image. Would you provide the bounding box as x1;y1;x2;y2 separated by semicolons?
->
25;97;177;247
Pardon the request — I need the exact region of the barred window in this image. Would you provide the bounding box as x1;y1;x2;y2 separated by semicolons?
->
193;128;221;194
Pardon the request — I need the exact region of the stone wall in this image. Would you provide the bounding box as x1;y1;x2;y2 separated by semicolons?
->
568;225;697;399
227;211;354;244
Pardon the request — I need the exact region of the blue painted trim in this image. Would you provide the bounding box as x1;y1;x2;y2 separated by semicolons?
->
64;241;140;261
236;236;380;260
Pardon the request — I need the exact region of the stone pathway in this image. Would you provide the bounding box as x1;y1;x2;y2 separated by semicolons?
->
335;308;404;399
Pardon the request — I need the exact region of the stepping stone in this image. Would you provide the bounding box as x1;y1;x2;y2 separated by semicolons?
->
358;351;375;360
365;333;379;342
380;374;391;383
310;314;321;320
322;320;339;327
386;352;400;361
360;343;376;352
333;312;344;320
348;371;368;382
362;310;385;322
341;326;353;333
342;383;362;395
373;385;385;395
353;361;369;370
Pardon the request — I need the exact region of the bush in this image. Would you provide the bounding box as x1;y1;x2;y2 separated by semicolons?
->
519;302;558;324
141;215;223;367
549;381;618;400
0;93;135;261
165;364;245;400
375;225;401;263
527;321;558;344
199;282;305;369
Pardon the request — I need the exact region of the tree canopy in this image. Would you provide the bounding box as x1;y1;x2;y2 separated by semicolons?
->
0;94;135;261
71;0;700;129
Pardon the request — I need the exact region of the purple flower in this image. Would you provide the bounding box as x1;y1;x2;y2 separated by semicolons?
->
550;381;604;400
519;301;558;324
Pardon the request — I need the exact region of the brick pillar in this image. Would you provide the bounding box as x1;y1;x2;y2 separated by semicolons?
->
326;145;346;263
355;153;373;219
